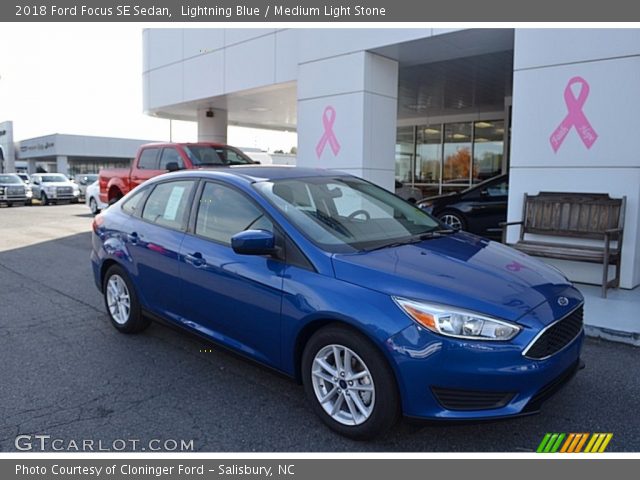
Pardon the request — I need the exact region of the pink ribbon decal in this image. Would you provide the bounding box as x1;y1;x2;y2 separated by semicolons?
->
506;261;526;272
315;106;341;158
549;76;598;153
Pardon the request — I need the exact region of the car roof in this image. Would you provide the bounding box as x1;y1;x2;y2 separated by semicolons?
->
161;166;350;183
140;142;235;148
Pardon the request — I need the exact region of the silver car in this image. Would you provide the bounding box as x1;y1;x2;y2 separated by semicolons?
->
74;174;99;200
30;173;80;205
0;173;31;207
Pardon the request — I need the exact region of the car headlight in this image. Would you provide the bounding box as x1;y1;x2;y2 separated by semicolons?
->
0;187;5;195
393;297;521;341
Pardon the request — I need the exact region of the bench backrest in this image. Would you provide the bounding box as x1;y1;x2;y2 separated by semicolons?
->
522;192;625;240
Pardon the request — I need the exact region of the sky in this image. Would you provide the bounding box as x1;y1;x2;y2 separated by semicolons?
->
0;24;297;152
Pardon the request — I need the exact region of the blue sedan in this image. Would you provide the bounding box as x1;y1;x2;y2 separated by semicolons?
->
91;167;584;439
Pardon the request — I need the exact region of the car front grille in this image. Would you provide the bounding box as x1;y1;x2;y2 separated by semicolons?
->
431;387;515;411
524;306;584;360
7;186;25;196
57;186;73;196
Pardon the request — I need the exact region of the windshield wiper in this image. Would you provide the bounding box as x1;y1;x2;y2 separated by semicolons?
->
363;228;455;252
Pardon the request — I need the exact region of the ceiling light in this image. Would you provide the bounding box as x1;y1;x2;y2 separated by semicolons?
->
424;128;440;135
475;121;493;128
247;107;269;112
452;133;468;140
474;137;489;142
495;128;505;134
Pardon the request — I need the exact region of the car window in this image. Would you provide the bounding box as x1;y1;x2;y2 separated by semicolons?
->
486;180;508;197
137;148;160;170
141;181;195;230
159;148;184;170
121;188;148;216
195;182;273;245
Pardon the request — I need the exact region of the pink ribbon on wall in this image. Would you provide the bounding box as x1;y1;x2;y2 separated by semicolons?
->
549;76;598;153
315;106;341;158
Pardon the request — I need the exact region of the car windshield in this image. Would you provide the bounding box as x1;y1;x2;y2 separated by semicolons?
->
0;174;22;184
41;175;68;182
184;146;254;166
254;176;442;253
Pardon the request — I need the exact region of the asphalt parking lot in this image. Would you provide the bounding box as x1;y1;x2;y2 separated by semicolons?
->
0;203;639;452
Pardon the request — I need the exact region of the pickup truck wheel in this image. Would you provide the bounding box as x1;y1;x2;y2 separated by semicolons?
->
90;198;100;215
103;265;150;334
40;192;49;206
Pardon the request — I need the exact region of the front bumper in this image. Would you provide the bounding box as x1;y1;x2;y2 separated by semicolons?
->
386;295;584;420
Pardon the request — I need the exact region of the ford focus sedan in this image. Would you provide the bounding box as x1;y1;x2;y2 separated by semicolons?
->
91;167;584;439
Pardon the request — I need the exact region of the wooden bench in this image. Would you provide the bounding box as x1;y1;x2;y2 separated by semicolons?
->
501;192;626;298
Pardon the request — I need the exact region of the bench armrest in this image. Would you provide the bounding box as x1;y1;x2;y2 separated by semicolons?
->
604;227;623;236
499;220;524;228
500;220;524;244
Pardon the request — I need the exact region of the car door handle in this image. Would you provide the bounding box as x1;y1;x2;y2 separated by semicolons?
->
127;232;139;244
185;252;206;268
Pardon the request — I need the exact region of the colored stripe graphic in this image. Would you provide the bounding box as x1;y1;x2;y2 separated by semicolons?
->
538;433;612;453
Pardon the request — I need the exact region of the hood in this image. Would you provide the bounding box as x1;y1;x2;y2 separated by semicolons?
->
42;181;74;187
332;232;574;326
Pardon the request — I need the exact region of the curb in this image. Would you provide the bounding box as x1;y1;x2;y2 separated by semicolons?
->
584;325;640;347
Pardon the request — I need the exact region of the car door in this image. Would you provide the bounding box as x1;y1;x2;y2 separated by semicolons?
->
179;181;285;367
158;147;185;171
464;176;509;237
132;147;164;189
124;179;196;321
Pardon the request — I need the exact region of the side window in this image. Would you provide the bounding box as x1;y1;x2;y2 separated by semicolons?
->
214;147;252;165
159;148;184;170
195;183;273;245
141;181;195;230
486;180;508;197
137;148;160;170
121;188;148;216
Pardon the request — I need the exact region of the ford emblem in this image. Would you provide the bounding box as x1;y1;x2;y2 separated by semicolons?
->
557;296;569;307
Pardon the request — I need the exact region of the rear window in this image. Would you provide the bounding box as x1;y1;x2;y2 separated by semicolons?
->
184;146;254;166
141;181;195;230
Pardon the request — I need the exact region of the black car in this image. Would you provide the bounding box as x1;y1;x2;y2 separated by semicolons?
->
417;174;508;239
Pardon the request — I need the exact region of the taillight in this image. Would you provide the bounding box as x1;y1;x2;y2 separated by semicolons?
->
92;214;104;233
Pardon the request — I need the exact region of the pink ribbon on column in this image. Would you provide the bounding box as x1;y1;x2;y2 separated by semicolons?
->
549;76;598;153
315;106;341;158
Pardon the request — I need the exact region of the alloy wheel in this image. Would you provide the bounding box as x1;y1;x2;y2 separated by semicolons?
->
311;344;375;426
106;274;131;325
440;213;463;230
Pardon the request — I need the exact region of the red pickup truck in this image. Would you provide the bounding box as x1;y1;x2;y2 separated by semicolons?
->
99;142;256;204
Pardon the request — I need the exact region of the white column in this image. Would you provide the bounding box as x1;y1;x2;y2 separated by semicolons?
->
509;29;640;288
297;51;398;191
0;121;15;173
197;108;228;144
27;159;36;174
56;155;69;175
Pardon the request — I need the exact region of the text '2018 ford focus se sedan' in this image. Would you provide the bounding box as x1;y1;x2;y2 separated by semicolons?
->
91;167;584;439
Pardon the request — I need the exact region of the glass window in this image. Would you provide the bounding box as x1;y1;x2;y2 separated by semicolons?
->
395;126;414;184
415;125;442;185
443;123;472;185
0;174;22;184
137;148;160;170
473;120;504;183
141;181;194;230
159;148;184;170
184;146;254;166
195;183;273;245
485;179;508;197
121;188;148;216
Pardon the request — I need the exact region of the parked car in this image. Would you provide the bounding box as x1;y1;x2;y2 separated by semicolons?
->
417;174;508;239
394;180;422;203
30;173;80;205
99;142;257;205
74;174;99;200
0;173;31;206
85;180;107;215
17;173;30;185
91;167;583;439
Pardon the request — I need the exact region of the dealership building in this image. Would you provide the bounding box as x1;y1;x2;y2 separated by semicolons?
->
143;28;640;317
0;122;156;177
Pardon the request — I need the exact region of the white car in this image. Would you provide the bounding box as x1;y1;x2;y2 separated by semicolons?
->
85;180;107;214
30;173;80;205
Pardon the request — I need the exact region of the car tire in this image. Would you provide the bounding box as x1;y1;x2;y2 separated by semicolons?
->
40;192;49;206
89;197;100;215
438;210;466;231
302;324;400;440
103;264;150;334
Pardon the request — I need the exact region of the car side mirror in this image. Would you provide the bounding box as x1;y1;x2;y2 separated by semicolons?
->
165;162;181;172
231;230;276;256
